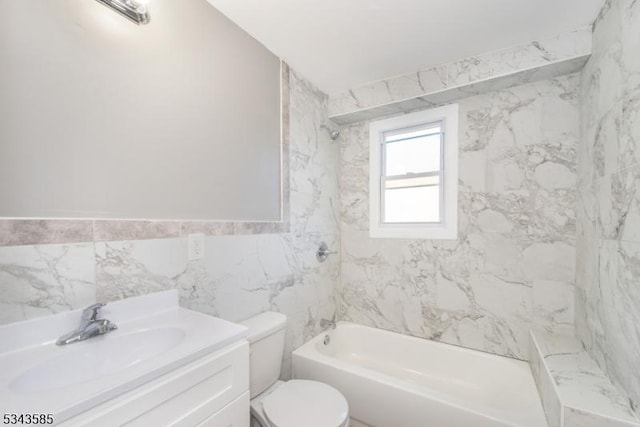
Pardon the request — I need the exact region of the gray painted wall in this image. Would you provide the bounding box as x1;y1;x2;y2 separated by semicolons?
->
0;0;281;221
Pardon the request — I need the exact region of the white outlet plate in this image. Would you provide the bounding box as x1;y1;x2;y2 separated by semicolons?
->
188;233;205;260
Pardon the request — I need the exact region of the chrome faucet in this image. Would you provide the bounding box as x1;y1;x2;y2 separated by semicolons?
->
56;303;117;345
320;314;337;330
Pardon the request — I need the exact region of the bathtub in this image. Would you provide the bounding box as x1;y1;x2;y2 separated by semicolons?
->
292;323;547;427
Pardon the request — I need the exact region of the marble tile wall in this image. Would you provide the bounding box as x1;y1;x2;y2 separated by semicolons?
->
330;56;589;127
576;0;640;412
328;28;591;122
529;333;563;427
530;331;640;427
340;74;579;360
0;68;341;374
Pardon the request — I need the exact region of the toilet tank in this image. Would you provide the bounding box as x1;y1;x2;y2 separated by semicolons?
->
240;311;287;398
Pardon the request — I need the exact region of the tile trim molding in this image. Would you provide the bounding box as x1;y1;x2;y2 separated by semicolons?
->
0;62;292;247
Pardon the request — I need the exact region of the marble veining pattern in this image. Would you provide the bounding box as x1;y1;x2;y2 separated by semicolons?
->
328;28;591;123
331;57;589;126
0;68;341;375
530;331;563;427
0;220;93;247
530;330;640;427
340;75;579;360
576;0;640;413
0;243;95;325
95;239;186;303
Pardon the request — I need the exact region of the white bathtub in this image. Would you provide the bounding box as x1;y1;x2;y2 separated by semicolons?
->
292;323;547;427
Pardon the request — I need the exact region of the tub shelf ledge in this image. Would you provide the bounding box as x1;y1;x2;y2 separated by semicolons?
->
530;330;640;427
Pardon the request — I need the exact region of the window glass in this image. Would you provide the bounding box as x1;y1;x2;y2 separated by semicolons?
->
384;186;440;223
381;122;443;224
384;132;441;176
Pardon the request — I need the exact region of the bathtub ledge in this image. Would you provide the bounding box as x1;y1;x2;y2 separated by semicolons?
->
530;330;640;427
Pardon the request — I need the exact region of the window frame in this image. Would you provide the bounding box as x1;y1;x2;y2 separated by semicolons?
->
369;104;459;239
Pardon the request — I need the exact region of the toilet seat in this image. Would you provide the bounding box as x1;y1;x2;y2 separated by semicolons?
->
261;380;349;427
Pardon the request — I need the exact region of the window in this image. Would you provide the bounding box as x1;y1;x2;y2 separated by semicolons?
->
369;104;458;239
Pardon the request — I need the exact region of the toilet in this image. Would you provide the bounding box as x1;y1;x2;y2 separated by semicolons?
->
241;312;349;427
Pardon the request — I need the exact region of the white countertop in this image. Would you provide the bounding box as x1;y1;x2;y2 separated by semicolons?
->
0;290;247;424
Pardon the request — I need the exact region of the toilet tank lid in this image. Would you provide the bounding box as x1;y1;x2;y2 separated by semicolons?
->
240;311;286;343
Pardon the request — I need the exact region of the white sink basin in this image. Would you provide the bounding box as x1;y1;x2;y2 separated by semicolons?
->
10;327;186;393
0;290;248;424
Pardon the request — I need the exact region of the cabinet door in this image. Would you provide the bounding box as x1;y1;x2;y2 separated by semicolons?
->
60;341;249;427
197;392;250;427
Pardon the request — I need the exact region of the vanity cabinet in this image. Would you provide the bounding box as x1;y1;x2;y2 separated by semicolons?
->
59;341;249;427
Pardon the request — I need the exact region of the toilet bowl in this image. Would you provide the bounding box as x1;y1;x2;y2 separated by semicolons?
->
250;380;349;427
241;312;349;427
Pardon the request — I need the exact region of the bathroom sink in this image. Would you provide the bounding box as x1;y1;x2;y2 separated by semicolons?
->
10;327;186;393
0;290;248;424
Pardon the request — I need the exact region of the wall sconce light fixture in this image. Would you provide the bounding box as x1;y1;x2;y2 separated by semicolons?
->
95;0;150;25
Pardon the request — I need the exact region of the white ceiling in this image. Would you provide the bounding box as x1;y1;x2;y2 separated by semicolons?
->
207;0;605;94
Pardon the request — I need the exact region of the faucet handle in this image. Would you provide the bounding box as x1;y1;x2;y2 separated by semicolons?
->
81;303;106;322
316;242;338;263
79;319;117;340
